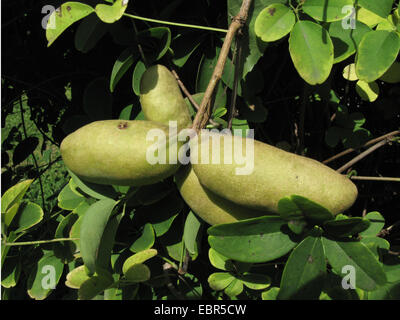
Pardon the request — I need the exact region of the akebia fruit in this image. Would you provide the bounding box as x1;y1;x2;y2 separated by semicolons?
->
60;120;182;186
190;132;358;215
140;64;192;130
175;165;267;225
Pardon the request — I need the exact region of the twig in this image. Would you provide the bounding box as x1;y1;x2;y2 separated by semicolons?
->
4;238;79;246
349;176;400;182
170;69;219;127
323;130;400;164
192;0;253;131
336;138;391;174
123;13;228;34
227;33;244;129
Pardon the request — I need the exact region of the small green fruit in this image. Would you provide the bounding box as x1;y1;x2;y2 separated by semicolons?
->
140;64;192;130
175;165;267;225
60;120;181;186
190;132;358;215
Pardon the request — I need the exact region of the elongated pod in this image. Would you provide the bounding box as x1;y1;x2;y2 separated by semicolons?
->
190;132;358;215
61;120;182;186
140;64;192;130
175;165;267;225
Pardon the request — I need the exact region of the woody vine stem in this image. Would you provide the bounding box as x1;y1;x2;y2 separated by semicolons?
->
192;0;253;131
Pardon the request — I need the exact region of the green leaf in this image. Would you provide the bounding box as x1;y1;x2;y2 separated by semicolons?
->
289;21;334;85
137;27;171;63
356;30;400;82
358;0;394;19
68;169;118;200
110;47;138;92
208;216;299;263
302;0;354;22
360;212;385;237
95;0;129;23
80;199;117;275
74;13;109;53
278;235;326;300
53;212;79;263
208;272;235;291
124;264;151;283
1;179;33;213
290;195;335;225
122;249;158;274
1;256;21;288
236;273;271;290
342;63;358;81
65;265;90;289
208;248;230;271
255;4;296;42
355;80;379;102
57;181;85;210
46;2;95;46
132;60;146;96
129;223;155;253
367;282;400;300
133;193;182;237
328;20;371;63
277;196;303;220
356;6;386;27
183;211;203;258
224;278;244;297
171;33;204;67
360;236;390;259
322;237;387;291
379;61;400;83
27;251;64;300
262;287;280;300
13;201;44;233
228;0;286;78
323;217;371;237
119;104;136;120
78;273;114;300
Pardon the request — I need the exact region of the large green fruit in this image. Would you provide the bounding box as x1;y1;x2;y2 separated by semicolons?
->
140;64;192;130
175;165;267;225
60;120;182;186
190;132;358;215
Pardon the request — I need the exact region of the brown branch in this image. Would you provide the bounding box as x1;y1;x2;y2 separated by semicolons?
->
192;0;253;131
227;34;244;129
323;130;400;164
336;138;391;173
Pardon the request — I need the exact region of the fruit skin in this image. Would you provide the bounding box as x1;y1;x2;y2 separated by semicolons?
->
175;165;267;225
140;64;192;130
60;120;181;186
190;132;358;215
